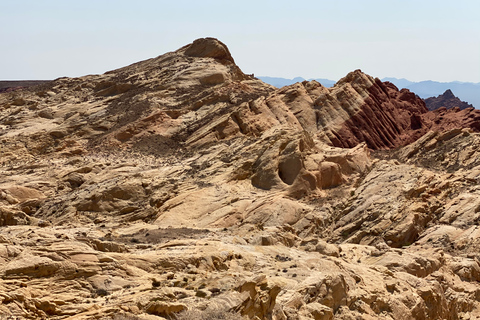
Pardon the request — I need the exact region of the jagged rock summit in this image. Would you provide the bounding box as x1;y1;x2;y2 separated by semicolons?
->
2;38;480;319
425;89;474;111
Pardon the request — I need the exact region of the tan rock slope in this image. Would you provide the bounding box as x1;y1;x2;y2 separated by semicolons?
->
1;37;480;319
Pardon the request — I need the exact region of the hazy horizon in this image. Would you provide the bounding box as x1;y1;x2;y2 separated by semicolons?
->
1;1;479;83
2;74;480;86
257;75;480;85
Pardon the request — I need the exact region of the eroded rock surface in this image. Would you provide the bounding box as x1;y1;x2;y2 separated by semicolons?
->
1;38;480;319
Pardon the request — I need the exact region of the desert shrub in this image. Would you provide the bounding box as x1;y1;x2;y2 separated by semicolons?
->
175;308;244;320
112;314;141;320
95;288;109;297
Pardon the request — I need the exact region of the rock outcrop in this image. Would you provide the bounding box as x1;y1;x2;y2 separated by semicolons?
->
2;38;480;319
425;89;474;111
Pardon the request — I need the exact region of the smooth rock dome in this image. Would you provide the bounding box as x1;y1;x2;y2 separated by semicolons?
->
184;37;234;63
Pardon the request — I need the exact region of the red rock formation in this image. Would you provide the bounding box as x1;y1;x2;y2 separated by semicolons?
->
288;71;480;150
425;89;474;111
322;75;429;149
264;70;429;150
423;106;480;132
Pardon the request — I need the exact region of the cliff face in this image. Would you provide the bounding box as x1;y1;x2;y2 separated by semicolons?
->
2;38;480;320
425;89;474;111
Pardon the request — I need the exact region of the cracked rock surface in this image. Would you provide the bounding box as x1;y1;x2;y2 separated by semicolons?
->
2;38;480;319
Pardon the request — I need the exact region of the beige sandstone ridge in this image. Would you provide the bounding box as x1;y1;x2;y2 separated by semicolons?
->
1;37;480;319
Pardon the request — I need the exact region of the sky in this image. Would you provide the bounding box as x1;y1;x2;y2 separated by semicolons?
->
1;0;480;83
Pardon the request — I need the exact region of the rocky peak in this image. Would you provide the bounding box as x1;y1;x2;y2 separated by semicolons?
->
425;89;474;111
335;69;375;88
183;37;235;63
443;89;455;98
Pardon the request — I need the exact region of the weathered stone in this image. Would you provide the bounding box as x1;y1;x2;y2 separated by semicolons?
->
1;38;480;320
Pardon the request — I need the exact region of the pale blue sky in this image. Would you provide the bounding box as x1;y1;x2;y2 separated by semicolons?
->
1;0;479;82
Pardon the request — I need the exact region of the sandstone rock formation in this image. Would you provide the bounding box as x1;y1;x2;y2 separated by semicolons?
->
425;89;474;111
1;38;480;319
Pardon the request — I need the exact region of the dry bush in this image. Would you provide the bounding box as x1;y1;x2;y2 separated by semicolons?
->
111;314;141;320
175;308;244;320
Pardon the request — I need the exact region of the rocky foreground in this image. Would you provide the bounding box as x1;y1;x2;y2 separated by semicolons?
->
2;38;480;320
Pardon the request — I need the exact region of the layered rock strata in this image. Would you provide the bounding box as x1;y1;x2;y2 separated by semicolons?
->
1;38;480;319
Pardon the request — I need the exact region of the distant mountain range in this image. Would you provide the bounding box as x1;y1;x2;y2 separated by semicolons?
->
258;76;479;109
